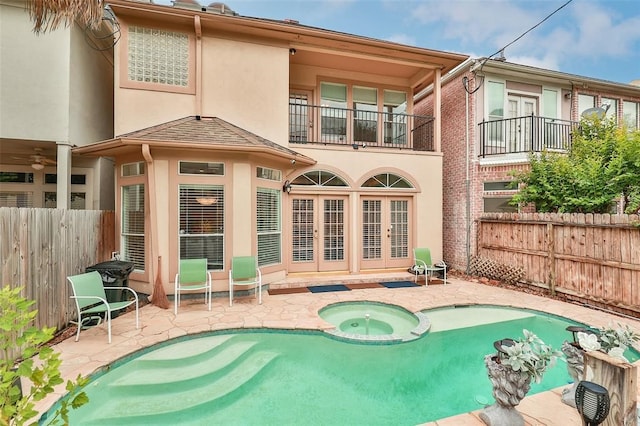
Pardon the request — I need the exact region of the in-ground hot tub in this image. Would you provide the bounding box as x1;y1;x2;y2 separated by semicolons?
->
318;301;430;343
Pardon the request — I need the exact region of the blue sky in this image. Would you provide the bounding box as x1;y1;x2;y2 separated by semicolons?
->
154;0;640;85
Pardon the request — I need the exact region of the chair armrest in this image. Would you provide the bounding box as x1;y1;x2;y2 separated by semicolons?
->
71;295;109;305
414;259;428;268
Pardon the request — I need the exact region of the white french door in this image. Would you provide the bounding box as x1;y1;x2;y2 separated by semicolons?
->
289;195;349;273
507;95;537;152
360;196;411;269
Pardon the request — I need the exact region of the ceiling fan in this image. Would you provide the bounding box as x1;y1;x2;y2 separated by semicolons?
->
12;148;57;170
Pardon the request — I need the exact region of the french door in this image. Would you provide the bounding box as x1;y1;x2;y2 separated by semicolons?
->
289;195;349;273
507;95;537;152
360;197;411;269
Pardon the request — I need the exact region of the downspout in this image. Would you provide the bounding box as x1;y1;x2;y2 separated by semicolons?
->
465;78;471;274
194;16;202;118
142;144;158;292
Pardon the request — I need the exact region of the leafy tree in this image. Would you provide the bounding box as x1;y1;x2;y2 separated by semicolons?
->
511;118;640;214
0;286;88;426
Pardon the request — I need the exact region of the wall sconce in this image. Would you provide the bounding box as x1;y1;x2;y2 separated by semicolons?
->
575;381;610;426
282;180;292;193
564;92;572;100
351;143;359;150
289;48;296;56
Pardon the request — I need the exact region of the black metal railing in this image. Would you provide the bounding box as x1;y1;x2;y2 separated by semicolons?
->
289;103;435;151
479;115;579;157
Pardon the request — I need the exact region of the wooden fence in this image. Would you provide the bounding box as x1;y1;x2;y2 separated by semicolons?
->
0;208;115;334
477;213;640;316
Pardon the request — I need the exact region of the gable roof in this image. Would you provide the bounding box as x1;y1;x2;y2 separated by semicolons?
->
74;116;315;165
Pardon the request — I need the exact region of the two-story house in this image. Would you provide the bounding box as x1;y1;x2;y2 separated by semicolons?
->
415;57;640;272
74;0;468;295
0;0;115;209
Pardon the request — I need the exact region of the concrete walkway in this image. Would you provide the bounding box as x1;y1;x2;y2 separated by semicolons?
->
38;275;640;425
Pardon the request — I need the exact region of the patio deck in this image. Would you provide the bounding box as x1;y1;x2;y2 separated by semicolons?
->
37;274;640;425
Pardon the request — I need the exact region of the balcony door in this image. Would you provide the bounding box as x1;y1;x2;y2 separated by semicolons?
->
507;95;537;151
289;195;349;273
360;196;411;269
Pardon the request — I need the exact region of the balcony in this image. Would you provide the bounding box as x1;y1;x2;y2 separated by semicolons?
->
289;104;435;151
479;115;579;157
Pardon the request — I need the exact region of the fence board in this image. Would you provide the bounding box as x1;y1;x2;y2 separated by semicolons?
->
478;213;640;316
0;208;115;360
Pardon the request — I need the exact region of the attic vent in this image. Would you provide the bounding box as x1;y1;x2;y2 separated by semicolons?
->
283;18;299;24
206;2;238;16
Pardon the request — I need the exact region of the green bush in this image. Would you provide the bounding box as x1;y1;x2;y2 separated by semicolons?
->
0;286;88;426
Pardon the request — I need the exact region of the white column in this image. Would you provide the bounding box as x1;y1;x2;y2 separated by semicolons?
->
56;142;72;209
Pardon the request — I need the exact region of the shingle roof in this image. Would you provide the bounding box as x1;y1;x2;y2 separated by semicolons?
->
119;116;307;158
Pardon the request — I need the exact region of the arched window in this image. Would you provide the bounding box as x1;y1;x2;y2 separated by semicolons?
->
291;170;348;187
361;173;413;189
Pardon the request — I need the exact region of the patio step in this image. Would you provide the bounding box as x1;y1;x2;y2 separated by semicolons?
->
269;270;413;290
84;342;279;423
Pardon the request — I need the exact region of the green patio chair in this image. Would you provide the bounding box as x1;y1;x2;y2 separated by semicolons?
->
68;270;139;343
412;247;447;285
174;258;212;314
228;256;262;306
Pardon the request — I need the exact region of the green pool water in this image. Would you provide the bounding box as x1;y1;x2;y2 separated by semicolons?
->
42;306;638;425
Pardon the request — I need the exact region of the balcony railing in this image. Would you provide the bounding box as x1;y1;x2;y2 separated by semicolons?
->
289;103;435;151
479;115;579;157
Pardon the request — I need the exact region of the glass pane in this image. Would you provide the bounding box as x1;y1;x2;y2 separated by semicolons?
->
623;101;639;129
179;184;225;270
320;82;347;103
179;162;224;175
362;199;381;260
0;192;33;207
257;188;281;266
390;200;408;259
488;81;504;119
578;94;595;116
122;162;145;177
543;89;557;118
122;184;145;271
289;93;309;142
257;167;281;181
484;181;513;191
484;197;517;213
292;199;314;262
0;172;34;183
323;199;344;262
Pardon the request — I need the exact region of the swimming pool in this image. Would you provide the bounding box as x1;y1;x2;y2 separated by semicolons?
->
42;305;637;425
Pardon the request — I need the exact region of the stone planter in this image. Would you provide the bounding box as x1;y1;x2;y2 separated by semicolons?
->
479;354;531;426
560;340;585;408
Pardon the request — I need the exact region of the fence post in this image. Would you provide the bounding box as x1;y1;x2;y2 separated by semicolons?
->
547;222;556;296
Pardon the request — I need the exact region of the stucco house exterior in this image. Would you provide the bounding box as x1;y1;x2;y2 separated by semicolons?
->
415;57;640;272
0;0;115;210
74;0;468;296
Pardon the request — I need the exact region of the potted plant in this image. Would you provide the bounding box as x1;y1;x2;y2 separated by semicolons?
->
561;323;639;407
480;329;561;426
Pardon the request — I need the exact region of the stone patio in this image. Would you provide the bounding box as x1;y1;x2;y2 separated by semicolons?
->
37;274;640;425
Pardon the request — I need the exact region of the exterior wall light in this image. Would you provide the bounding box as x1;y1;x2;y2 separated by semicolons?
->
575;381;610;425
282;180;292;193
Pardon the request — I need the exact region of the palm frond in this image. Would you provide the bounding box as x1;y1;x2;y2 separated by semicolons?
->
27;0;104;34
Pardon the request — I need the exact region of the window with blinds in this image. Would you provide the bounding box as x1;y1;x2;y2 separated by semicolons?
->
0;192;33;207
179;185;224;270
122;184;145;271
257;188;281;266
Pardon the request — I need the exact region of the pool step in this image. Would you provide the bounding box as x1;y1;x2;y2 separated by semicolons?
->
109;339;258;388
84;345;279;423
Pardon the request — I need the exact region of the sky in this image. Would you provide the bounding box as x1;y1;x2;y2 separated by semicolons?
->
153;0;640;85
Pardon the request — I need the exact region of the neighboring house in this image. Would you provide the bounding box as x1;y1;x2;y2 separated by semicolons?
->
0;0;115;209
415;58;640;272
74;0;468;295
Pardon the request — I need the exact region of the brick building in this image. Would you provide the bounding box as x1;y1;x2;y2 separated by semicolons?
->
416;58;640;271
